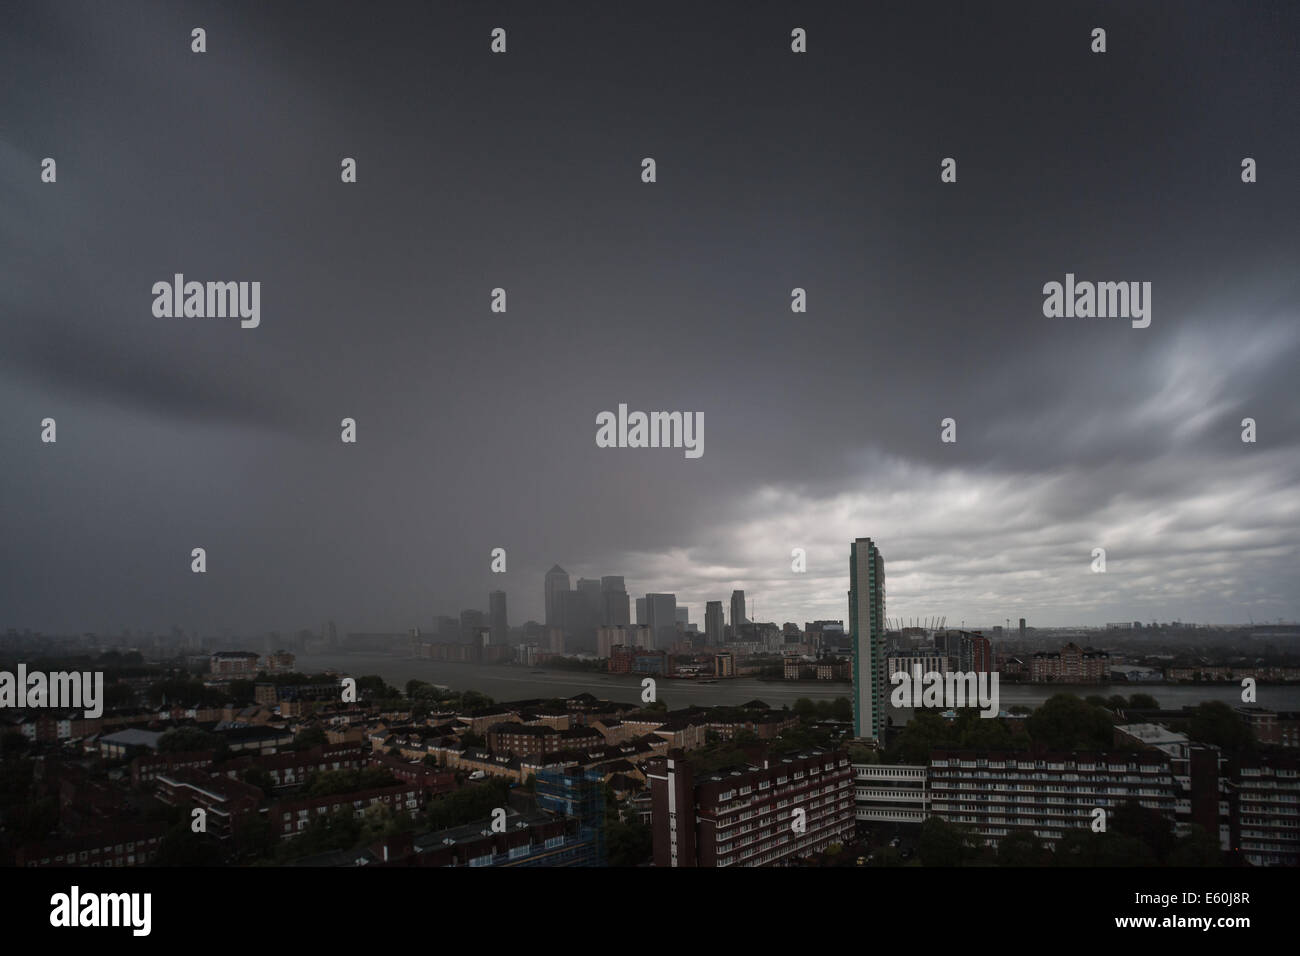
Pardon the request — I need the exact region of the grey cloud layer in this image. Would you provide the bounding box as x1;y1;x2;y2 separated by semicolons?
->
1;2;1297;633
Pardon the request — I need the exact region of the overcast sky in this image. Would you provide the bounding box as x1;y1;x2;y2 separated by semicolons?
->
3;1;1297;637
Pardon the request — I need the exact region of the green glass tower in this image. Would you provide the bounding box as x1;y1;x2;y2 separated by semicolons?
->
850;537;886;741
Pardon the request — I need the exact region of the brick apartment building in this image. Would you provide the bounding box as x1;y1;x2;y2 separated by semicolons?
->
271;782;422;839
647;747;855;867
216;742;364;790
155;769;266;846
131;749;215;787
210;651;260;677
485;722;603;757
16;822;168;868
1029;643;1110;683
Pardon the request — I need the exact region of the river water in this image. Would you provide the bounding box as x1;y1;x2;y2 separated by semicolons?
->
293;653;1300;712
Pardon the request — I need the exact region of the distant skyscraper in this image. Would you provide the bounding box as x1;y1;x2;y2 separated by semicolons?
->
646;593;678;650
636;597;647;626
705;601;724;646
603;589;630;626
601;576;630;626
850;537;886;742
1019;618;1026;640
545;565;570;629
571;578;603;651
577;577;603;623
675;607;690;626
489;590;508;646
460;608;486;644
730;590;747;634
562;589;594;650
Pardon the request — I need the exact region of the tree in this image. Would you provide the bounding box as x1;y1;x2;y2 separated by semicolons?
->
155;823;226;866
1167;824;1224;866
293;725;327;750
606;817;653;867
886;711;955;764
305;768;397;797
104;681;136;708
918;817;977;867
357;675;397;699
460;690;495;711
1053;829;1155;867
844;741;878;764
950;708;1019;750
236;814;276;861
424;778;511;831
242;767;275;797
1184;701;1253;755
996;831;1047;866
1;731;30;759
1127;693;1159;710
1026;695;1114;750
1111;798;1177;863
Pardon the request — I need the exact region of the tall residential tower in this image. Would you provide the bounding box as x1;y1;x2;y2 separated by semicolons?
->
850;537;886;742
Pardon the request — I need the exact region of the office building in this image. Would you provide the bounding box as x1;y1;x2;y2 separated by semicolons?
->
646;593;678;651
545;565;570;629
705;601;724;646
489;590;508;646
459;609;485;644
730;590;747;634
602;576;631;627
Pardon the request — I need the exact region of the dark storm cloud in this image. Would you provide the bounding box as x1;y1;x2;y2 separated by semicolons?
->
1;0;1296;635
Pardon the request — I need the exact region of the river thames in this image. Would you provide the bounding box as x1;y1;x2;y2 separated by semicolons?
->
293;653;1300;711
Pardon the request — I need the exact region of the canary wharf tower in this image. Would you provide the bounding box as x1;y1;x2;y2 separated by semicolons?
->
850;537;886;742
